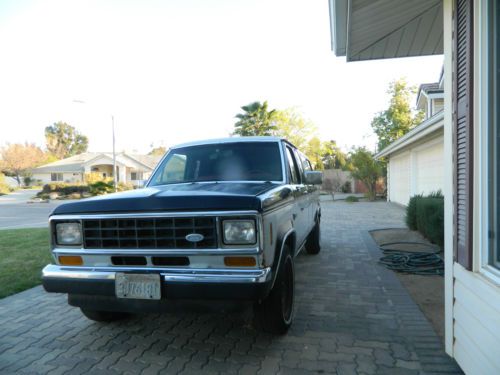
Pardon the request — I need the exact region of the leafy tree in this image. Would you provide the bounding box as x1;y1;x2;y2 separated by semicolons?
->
304;137;324;170
45;122;89;159
321;140;348;170
273;108;317;150
149;146;166;156
233;101;277;136
371;79;424;151
348;147;382;201
0;143;45;186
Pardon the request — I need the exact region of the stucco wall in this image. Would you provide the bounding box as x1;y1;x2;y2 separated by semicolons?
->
32;173;83;184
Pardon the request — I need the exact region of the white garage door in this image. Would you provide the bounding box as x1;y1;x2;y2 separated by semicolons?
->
414;142;444;196
389;153;410;205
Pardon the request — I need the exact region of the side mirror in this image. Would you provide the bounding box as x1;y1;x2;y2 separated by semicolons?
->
304;171;323;185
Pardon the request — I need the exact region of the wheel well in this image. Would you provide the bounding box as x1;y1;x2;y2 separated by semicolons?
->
283;232;296;255
273;231;295;268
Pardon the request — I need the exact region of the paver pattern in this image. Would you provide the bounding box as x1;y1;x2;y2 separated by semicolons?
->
0;201;463;374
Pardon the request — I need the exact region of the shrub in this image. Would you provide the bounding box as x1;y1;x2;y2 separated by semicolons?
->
345;195;359;203
88;181;114;195
23;176;33;187
117;182;134;192
341;181;352;193
416;197;444;248
405;194;422;230
84;172;113;184
406;192;444;248
41;183;88;196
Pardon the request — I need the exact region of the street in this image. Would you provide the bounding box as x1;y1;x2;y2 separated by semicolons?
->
0;190;72;229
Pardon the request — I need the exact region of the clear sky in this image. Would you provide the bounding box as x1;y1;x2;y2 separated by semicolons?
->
0;0;443;154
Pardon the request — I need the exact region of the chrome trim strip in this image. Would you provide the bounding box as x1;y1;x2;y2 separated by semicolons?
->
52;247;261;256
42;264;272;284
49;211;259;221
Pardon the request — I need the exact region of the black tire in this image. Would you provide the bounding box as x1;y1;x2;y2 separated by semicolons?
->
80;308;130;322
254;248;294;334
305;219;321;255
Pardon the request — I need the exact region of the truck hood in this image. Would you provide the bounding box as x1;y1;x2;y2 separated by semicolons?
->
51;182;278;215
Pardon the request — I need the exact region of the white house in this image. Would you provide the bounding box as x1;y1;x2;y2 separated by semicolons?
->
376;73;445;206
32;152;162;186
330;0;500;373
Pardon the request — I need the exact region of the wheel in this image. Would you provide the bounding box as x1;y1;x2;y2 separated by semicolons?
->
305;219;321;255
80;308;130;322
254;248;295;334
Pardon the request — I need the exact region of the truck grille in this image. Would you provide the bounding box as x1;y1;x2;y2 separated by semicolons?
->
82;217;217;249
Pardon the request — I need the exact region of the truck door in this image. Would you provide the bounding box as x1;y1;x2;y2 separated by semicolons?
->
285;145;309;251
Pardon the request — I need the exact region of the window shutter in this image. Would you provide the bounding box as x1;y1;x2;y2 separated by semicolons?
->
453;0;473;270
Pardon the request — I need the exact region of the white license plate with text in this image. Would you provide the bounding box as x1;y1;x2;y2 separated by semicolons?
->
115;273;161;300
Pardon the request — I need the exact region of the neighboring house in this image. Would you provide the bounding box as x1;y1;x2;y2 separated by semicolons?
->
330;0;499;373
375;72;445;205
32;152;162;186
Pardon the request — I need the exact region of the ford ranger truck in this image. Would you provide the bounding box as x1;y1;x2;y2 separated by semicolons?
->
42;137;322;334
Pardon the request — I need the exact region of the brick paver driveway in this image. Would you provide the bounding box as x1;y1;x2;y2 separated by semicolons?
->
0;201;462;374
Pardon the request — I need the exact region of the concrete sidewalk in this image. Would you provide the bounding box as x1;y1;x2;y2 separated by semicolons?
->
0;201;462;374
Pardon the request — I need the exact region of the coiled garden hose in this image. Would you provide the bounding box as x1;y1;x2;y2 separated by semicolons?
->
378;241;444;276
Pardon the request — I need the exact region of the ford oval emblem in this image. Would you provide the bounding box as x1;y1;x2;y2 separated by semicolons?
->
185;233;204;243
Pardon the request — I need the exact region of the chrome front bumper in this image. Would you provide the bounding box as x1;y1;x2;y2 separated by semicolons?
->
42;264;272;284
42;264;274;303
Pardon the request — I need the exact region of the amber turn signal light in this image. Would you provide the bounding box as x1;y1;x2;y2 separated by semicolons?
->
224;256;256;267
58;255;83;266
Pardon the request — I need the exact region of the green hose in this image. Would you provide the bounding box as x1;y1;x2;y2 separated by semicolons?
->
377;241;444;276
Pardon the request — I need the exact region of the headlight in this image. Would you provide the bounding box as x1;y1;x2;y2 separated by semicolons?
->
56;222;82;245
223;220;256;245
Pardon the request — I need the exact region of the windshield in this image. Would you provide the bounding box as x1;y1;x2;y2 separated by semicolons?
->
149;142;283;185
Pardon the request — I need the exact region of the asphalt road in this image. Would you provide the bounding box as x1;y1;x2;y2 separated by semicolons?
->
0;190;72;230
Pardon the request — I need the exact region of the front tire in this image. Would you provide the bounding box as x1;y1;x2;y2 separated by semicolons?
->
305;219;321;255
80;308;130;322
254;248;294;334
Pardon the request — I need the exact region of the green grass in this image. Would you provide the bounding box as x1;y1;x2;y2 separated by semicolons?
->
345;195;360;203
0;228;52;299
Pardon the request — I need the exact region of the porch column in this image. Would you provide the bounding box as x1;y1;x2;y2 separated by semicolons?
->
119;166;126;183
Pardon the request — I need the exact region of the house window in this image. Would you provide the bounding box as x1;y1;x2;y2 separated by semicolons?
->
131;171;143;181
488;0;500;270
51;173;63;182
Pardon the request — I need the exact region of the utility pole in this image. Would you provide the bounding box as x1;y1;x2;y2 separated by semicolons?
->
112;115;117;192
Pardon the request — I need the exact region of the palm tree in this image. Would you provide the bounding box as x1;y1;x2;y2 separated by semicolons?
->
233;101;277;136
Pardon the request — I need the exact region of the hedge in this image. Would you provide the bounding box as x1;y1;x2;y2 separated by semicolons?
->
406;192;444;248
39;181;134;198
41;183;89;195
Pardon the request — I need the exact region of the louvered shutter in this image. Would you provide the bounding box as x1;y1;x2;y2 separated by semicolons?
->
453;0;473;270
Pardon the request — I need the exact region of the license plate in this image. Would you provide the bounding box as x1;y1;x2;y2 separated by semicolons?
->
115;273;161;300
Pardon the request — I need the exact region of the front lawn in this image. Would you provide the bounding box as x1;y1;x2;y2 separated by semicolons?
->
0;228;52;299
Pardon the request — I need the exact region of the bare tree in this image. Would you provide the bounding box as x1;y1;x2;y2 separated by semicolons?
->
323;170;344;200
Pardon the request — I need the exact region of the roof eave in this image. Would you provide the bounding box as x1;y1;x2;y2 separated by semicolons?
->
329;0;348;56
375;112;444;159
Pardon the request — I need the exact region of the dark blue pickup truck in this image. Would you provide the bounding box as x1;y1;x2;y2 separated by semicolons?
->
42;137;322;333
